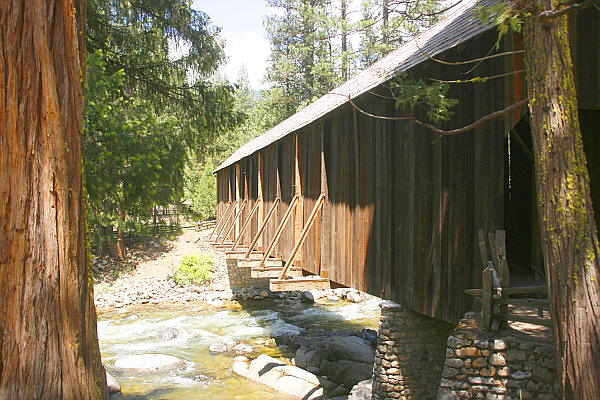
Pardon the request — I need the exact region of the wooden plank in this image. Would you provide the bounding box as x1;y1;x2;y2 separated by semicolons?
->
494;313;552;328
270;277;331;292
251;267;302;279
496;298;549;307
478;229;489;267
235;164;242;240
465;285;548;296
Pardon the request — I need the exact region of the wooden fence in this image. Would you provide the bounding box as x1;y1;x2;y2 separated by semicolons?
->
465;230;551;330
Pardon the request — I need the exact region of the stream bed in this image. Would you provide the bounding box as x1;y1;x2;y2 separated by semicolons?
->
98;297;381;399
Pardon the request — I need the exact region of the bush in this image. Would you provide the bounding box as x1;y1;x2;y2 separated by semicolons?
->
173;254;215;285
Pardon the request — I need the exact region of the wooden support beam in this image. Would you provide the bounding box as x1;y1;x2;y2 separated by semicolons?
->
251;267;302;279
279;193;326;279
209;201;233;240
244;197;281;258
221;199;248;245
231;199;261;251
212;202;237;243
259;194;300;268
270;277;331;292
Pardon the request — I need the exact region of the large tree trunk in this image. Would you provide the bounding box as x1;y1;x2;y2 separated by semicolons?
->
525;2;600;399
0;0;107;399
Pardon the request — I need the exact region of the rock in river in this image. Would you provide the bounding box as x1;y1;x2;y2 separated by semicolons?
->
327;335;374;364
114;354;185;372
233;354;324;399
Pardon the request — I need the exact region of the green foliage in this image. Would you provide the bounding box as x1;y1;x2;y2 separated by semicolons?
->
84;51;186;248
185;158;217;221
173;254;216;285
86;0;244;152
390;73;459;123
477;3;524;49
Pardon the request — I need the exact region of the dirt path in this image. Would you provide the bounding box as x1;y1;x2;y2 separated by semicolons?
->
93;228;232;309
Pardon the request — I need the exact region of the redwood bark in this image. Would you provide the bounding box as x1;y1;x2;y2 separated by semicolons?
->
525;2;600;398
0;0;107;399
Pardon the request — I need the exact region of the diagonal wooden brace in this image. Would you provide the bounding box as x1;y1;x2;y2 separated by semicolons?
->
210;201;234;241
212;201;237;242
230;199;261;251
279;193;326;279
259;194;299;268
244;197;281;258
221;199;248;245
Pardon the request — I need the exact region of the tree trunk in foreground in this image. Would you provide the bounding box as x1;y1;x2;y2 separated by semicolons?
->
0;1;107;399
525;2;600;399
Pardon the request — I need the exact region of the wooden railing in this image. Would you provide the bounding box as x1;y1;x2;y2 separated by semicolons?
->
465;230;551;330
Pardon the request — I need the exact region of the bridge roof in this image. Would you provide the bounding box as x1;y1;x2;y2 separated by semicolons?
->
215;0;500;173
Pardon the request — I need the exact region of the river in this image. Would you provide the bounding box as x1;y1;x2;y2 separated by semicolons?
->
98;297;381;399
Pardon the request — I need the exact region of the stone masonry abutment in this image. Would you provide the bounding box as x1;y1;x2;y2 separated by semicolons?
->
372;301;452;400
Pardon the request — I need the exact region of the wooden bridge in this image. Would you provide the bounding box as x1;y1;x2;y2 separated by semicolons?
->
210;2;599;325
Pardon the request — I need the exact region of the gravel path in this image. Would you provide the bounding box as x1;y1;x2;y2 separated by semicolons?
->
93;228;236;309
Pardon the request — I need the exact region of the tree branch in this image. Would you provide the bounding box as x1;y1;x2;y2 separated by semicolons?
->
412;37;525;66
430;69;524;84
539;0;599;19
327;92;530;136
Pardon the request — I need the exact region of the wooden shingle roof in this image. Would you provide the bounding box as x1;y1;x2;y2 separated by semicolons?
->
215;0;500;172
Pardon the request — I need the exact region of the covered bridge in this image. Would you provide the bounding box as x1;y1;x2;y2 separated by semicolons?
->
212;0;600;325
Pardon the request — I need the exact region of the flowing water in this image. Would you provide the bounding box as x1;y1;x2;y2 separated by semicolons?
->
99;298;381;400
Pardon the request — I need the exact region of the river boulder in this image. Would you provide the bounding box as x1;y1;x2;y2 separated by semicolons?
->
233;354;324;399
327;336;374;363
114;354;184;372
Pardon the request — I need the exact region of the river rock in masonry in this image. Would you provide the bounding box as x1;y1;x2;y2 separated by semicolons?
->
114;354;185;372
233;354;324;400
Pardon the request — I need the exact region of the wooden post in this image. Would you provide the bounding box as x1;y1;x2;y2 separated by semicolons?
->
231;200;261;251
244;197;281;258
482;266;493;331
259;195;299;268
279;193;326;279
294;134;304;264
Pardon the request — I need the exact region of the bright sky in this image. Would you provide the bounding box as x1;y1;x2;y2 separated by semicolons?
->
193;1;272;89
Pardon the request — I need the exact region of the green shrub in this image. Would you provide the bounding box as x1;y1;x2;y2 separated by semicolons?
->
173;254;215;285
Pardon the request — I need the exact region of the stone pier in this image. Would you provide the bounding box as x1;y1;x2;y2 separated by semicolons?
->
372;301;452;400
226;258;269;289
